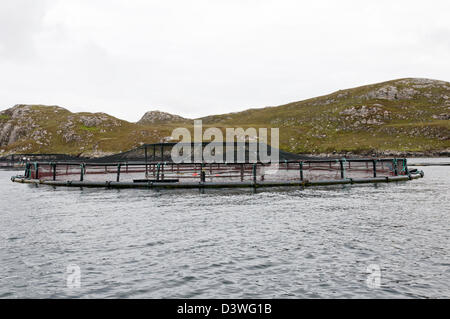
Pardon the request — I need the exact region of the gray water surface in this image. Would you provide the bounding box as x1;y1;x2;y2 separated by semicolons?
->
0;159;449;298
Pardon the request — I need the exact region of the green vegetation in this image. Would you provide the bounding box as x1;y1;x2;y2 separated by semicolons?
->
80;125;100;132
196;78;450;155
0;78;449;156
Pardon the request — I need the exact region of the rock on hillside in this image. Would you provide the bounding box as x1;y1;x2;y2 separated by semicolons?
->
0;104;123;155
137;110;188;125
0;104;68;149
0;104;170;157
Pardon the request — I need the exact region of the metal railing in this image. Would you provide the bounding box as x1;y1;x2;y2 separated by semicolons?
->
20;158;409;184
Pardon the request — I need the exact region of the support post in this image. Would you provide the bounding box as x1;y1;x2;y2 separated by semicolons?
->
299;161;304;181
145;145;148;178
200;163;204;182
80;164;85;182
200;171;206;182
339;159;345;179
24;163;30;178
156;163;160;181
373;160;377;178
52;163;57;181
116;164;121;182
35;163;39;179
200;163;206;183
393;158;398;176
252;163;257;184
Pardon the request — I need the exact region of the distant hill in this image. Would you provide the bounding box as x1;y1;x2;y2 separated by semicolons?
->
0;105;175;157
137;110;189;125
0;78;449;157
197;78;450;156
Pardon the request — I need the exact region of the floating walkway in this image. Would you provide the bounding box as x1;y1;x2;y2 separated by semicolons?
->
11;173;424;189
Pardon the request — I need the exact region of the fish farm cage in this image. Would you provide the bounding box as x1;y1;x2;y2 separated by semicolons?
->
10;143;424;189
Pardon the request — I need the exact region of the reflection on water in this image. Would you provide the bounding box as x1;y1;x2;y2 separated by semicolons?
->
0;158;449;298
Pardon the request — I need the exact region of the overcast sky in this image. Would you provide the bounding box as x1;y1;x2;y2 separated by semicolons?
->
0;0;449;122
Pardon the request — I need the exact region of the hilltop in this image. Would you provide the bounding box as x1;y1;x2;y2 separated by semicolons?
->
199;78;450;156
0;78;449;157
137;110;189;125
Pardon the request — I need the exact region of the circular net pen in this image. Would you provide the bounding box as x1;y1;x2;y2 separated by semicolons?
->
11;143;424;189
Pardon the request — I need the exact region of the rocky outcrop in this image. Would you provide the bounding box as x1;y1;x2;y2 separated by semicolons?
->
78;114;121;127
433;113;450;120
339;104;390;126
361;85;418;100
0;104;42;147
137;110;188;125
307;78;450;106
0;104;128;156
357;78;450;101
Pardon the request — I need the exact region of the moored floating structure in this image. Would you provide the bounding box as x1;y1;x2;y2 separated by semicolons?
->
10;143;424;189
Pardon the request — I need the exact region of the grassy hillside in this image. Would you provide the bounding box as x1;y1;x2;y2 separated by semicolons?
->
199;78;450;155
0;105;179;156
0;78;449;157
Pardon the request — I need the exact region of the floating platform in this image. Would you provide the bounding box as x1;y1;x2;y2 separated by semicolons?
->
11;168;424;189
9;143;425;190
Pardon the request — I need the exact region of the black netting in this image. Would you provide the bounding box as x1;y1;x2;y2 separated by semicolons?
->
12;143;412;187
88;142;315;163
24;159;407;184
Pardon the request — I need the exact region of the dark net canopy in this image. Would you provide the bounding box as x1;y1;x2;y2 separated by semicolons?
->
89;142;315;163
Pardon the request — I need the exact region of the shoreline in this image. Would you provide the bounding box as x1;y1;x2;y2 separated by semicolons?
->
1;147;449;160
299;150;450;159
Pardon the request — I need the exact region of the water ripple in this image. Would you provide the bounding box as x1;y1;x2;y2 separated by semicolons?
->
0;161;449;298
